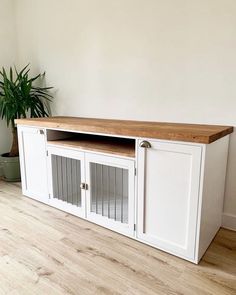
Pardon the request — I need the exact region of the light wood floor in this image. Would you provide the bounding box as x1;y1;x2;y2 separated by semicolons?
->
0;181;235;295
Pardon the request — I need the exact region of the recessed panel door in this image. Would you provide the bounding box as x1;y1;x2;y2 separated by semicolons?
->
137;139;202;260
17;126;48;202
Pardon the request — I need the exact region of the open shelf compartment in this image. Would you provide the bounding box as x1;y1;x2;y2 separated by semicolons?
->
46;130;135;158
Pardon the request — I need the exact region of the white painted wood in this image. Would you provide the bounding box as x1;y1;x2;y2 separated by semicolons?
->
47;146;86;218
85;153;135;237
17;126;48;203
196;136;230;261
137;139;202;260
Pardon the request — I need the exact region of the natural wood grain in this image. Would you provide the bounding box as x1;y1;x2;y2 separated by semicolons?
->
15;116;233;144
47;137;135;158
0;180;235;295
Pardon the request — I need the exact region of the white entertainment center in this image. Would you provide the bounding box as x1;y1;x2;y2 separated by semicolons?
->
15;117;233;263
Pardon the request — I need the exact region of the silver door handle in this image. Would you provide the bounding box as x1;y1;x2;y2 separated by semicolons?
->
139;141;151;148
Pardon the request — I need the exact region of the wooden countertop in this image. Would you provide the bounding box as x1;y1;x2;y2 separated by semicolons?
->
15;116;233;144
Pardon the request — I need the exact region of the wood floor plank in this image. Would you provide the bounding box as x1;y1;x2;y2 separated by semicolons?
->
0;180;235;295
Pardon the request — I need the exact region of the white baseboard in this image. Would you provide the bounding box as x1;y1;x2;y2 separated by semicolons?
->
222;213;236;231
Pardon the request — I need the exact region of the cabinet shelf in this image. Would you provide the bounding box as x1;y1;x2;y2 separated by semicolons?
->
47;136;135;158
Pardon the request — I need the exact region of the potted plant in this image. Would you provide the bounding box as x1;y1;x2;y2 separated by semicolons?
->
0;65;53;181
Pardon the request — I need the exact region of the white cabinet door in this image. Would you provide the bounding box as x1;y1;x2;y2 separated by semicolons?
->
18;126;48;202
47;146;86;218
137;139;202;260
85;153;135;237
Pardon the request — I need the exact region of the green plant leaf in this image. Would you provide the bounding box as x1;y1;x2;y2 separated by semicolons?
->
0;64;53;128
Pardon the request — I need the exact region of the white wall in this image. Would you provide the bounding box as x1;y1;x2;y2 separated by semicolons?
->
15;0;236;226
0;0;17;157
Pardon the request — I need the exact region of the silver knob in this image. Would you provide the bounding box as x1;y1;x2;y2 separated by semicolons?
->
139;141;151;148
80;183;88;190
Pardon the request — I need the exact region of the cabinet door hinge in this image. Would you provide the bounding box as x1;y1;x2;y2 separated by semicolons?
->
134;224;136;231
46;150;49;156
135;168;137;176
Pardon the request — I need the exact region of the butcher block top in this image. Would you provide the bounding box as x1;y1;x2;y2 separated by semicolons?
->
15;116;233;144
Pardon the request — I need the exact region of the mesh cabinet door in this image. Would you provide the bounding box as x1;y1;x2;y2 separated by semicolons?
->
90;163;129;223
51;155;82;206
47;146;86;218
85;153;135;236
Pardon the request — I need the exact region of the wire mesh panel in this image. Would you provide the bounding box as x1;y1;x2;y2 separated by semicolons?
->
90;163;129;224
51;155;82;207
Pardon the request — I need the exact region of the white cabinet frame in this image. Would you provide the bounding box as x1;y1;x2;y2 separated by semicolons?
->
17;123;230;264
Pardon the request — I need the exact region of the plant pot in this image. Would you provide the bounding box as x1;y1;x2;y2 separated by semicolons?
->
0;153;21;182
